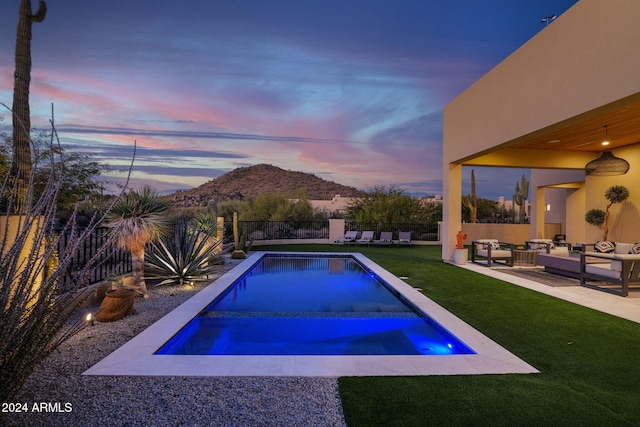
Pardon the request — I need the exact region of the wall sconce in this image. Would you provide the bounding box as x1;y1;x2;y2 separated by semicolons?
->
585;126;630;176
546;204;551;211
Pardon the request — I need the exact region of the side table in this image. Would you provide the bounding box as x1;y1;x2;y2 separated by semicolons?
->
513;249;537;266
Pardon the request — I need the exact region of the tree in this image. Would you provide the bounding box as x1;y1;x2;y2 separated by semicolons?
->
104;186;169;298
11;0;47;212
585;185;630;241
1;132;109;216
347;186;431;223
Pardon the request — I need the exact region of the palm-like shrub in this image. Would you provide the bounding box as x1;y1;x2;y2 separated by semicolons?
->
104;186;169;297
145;219;223;286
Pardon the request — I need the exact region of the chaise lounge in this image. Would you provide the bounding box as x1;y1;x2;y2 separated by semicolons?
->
471;239;515;267
338;230;359;245
374;231;393;247
398;231;412;247
356;231;375;246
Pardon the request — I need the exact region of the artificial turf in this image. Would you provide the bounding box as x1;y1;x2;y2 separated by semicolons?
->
257;244;640;426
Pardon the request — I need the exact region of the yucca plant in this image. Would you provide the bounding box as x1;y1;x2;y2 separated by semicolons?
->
145;219;224;286
104;186;169;297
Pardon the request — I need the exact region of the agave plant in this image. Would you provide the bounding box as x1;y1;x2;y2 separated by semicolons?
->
145;219;224;287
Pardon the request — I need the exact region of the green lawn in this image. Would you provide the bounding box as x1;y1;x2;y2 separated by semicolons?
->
256;244;640;426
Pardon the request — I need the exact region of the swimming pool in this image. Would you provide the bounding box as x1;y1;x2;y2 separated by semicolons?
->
155;255;474;356
84;252;538;377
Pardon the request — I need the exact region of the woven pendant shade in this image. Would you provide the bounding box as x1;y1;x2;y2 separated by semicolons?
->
585;151;630;176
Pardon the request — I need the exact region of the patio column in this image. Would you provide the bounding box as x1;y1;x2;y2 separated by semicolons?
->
534;186;546;239
442;162;463;261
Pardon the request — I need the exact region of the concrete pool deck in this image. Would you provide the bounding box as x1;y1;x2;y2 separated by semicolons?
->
84;252;538;377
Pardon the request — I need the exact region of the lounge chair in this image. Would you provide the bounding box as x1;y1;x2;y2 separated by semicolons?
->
374;231;393;247
525;239;569;255
338;230;359;245
471;239;514;266
398;232;412;246
356;231;375;246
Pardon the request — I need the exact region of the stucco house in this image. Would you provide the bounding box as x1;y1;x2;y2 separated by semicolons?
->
442;0;640;262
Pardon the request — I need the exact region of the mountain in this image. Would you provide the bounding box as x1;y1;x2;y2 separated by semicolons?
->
167;164;363;207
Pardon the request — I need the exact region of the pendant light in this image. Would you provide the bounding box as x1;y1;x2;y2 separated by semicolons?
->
584;126;630;176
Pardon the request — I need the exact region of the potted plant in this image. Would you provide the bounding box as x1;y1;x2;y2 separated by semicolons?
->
453;230;468;265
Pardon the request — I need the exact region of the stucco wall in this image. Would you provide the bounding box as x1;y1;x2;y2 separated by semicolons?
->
442;0;640;261
443;0;640;165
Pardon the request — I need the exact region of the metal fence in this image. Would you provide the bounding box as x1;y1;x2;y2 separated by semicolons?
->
222;220;439;242
54;226;131;288
225;221;330;242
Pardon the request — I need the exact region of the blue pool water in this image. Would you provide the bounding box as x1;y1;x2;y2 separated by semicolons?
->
156;255;474;356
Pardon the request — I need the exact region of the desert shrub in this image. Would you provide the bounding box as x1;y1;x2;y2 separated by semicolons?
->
145;219;224;286
0;108;125;401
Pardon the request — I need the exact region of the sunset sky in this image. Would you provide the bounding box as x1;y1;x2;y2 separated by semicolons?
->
0;0;578;199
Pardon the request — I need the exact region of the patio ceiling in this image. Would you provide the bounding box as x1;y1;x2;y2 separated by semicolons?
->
510;96;640;153
461;93;640;169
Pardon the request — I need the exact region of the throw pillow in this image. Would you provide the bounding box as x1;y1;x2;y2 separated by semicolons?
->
594;241;616;253
490;242;501;250
631;243;640;254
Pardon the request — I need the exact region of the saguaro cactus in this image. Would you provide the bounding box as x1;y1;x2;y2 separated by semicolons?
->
231;211;247;259
513;174;529;224
462;169;478;223
11;0;47;211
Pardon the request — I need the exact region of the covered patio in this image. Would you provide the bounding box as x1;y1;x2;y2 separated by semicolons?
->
442;0;640;263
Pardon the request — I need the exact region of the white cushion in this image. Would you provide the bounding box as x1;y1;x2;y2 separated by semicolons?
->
476;239;501;250
477;250;512;258
614;242;633;254
529;239;555;250
548;247;569;255
585;263;619;279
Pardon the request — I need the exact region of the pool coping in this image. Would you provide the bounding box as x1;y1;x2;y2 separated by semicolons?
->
84;252;538;377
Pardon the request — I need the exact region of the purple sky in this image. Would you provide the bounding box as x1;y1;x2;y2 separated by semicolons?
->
0;0;578;199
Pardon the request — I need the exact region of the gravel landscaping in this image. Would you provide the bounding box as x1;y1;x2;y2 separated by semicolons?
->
5;259;347;427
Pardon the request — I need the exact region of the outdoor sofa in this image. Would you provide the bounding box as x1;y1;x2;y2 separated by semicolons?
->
471;239;514;267
579;241;640;297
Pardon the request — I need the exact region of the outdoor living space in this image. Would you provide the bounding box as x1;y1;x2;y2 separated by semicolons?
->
7;245;640;427
441;0;640;285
